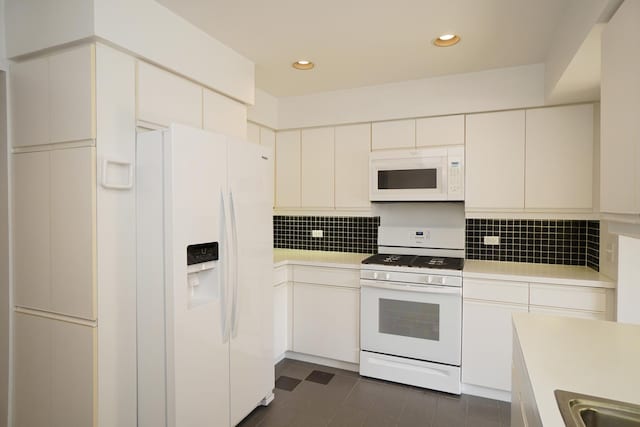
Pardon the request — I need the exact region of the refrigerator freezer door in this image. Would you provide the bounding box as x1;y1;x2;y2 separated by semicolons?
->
228;138;275;426
137;125;231;427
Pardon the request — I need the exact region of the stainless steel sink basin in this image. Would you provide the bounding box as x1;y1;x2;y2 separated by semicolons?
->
555;390;640;427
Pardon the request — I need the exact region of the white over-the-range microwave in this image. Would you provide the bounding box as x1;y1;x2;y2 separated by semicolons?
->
369;145;464;201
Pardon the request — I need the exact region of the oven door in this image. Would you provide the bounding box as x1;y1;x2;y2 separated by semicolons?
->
360;279;461;366
370;154;448;201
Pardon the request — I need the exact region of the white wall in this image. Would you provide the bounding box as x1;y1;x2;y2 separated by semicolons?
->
277;64;545;129
544;0;623;102
0;0;6;71
93;0;254;104
5;0;94;58
4;0;255;105
0;71;9;427
617;235;640;325
247;88;278;129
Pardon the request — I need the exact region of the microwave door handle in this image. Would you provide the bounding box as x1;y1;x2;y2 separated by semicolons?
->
360;279;461;296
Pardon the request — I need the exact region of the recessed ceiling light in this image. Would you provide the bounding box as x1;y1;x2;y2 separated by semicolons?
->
292;60;314;70
434;34;461;47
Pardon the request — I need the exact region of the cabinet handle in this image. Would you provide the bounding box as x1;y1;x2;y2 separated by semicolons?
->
101;159;133;190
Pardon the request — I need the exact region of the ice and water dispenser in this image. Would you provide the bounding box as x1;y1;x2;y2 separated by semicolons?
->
186;242;219;308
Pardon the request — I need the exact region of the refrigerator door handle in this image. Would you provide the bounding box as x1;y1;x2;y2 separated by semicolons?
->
229;190;240;337
220;191;230;343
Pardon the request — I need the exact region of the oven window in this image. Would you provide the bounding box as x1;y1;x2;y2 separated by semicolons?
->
378;298;440;341
378;169;438;190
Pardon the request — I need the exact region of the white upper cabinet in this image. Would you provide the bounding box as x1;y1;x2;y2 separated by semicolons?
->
137;61;202;129
247;122;260;145
335;124;371;209
49;44;96;144
50;147;96;320
12;148;96;320
301;127;335;208
416;115;465;147
203;88;247;139
372;119;415;150
275;130;301;208
465;110;526;210
13;152;51;310
260;127;276;150
525;105;593;210
11;57;49;147
11;44;95;147
600;0;640;215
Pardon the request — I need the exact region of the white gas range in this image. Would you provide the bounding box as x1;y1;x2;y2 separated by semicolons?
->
359;226;464;395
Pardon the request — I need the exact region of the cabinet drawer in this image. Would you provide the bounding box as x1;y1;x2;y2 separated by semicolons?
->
463;279;529;304
273;266;289;286
293;266;360;288
529;284;607;312
528;306;606;321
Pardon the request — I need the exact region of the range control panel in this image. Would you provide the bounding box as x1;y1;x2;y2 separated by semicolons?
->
412;230;431;243
187;242;219;265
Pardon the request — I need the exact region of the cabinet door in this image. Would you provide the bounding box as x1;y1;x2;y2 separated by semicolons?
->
273;282;291;360
247;122;260;145
50;147;96;320
11;57;49;147
49;44;96;143
416;115;464;147
301;127;334;208
275;130;301;208
51;321;96;426
13;152;51;310
203;88;247;138
600;0;640;214
14;314;95;427
13;313;52;426
260;127;276;150
466;111;525;210
137;61;202;128
462;299;528;391
293;283;359;363
335;124;371;209
525;105;593;210
372;119;415;150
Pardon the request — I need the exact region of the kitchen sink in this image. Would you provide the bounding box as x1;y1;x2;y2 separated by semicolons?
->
555;390;640;427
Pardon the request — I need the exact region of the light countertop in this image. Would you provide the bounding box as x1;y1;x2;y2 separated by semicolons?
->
513;313;640;427
273;249;370;269
464;260;615;288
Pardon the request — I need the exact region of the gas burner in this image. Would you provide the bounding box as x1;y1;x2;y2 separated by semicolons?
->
362;254;415;267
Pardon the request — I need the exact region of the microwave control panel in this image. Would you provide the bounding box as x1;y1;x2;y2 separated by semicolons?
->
447;149;465;200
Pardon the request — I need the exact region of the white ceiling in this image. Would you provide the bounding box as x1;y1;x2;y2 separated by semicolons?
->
156;0;571;97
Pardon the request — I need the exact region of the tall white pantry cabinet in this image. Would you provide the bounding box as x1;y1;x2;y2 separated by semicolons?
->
10;43;138;426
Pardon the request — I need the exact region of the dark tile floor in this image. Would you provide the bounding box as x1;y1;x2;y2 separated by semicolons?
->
238;359;511;427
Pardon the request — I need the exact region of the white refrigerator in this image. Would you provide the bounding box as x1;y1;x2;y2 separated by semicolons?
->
136;124;274;427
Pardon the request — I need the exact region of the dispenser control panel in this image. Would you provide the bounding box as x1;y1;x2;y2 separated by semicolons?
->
187;242;219;265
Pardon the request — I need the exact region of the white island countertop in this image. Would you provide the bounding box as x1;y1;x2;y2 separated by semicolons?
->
273;249;371;269
464;260;615;288
513;313;640;427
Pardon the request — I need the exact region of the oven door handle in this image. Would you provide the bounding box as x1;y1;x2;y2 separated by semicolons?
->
360;279;462;296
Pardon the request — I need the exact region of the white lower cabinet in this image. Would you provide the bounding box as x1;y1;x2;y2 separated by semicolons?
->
273;264;292;361
462;278;529;393
14;313;95;427
293;282;360;364
462;276;613;396
462;300;528;391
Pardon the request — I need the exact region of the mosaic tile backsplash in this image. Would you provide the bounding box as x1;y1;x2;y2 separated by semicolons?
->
465;219;600;270
273;216;380;253
273;216;600;270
